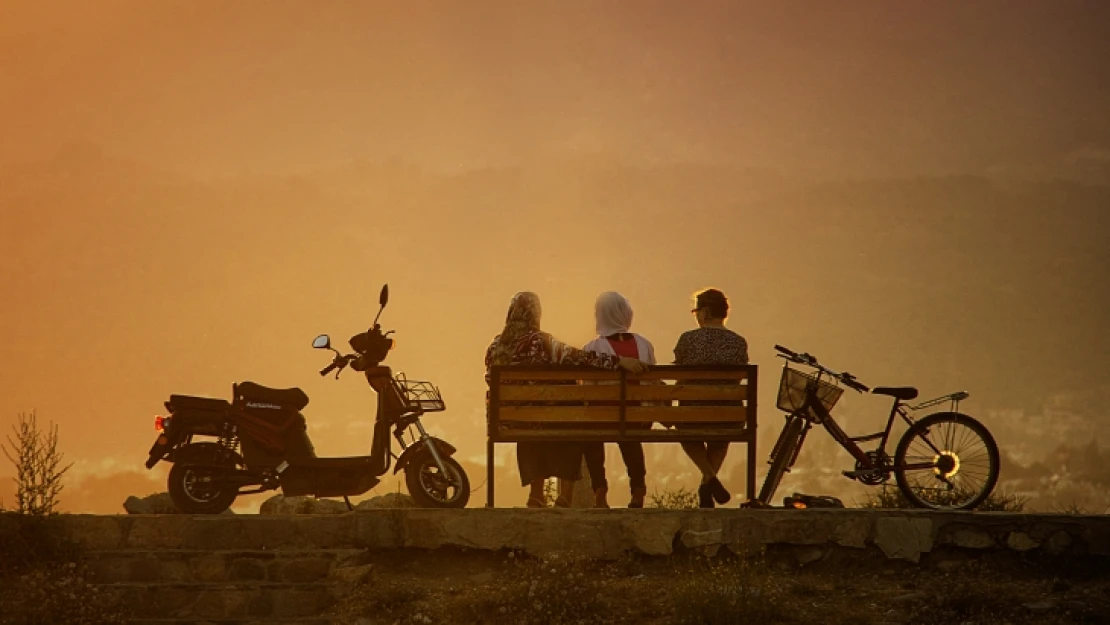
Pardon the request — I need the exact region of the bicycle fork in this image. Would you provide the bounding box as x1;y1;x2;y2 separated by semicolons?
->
768;415;810;473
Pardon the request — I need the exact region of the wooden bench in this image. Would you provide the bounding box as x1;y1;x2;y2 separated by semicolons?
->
485;364;758;507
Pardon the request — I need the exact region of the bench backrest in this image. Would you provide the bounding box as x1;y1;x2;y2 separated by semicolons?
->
487;364;757;430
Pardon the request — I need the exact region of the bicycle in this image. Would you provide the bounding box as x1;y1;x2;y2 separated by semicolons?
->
754;345;1000;510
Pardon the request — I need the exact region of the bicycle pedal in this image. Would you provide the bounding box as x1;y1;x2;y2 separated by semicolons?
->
842;469;877;478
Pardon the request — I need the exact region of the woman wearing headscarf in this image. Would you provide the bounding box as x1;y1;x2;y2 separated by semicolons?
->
580;291;656;508
485;292;648;508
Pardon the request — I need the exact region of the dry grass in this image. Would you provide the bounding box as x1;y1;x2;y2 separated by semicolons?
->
648;486;700;509
326;550;1110;625
858;485;1028;512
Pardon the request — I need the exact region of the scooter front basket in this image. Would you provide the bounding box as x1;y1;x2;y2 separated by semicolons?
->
395;376;446;412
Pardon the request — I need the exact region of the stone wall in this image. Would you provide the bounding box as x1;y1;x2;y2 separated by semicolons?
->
11;508;1107;564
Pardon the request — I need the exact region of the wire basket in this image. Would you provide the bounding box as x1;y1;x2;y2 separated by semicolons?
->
776;366;843;414
396;376;447;412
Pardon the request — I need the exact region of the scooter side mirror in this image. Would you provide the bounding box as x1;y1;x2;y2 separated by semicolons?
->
379;284;389;308
312;335;331;349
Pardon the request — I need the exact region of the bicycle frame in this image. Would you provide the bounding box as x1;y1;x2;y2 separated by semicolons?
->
783;364;965;475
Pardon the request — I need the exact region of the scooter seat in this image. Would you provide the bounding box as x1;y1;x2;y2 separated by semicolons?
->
235;381;310;410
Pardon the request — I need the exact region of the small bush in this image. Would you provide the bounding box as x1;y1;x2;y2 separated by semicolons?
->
0;414;130;624
2;411;72;516
0;561;130;625
858;486;1027;512
649;486;699;510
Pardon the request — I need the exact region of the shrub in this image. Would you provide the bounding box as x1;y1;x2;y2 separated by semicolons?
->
649;486;699;510
0;561;130;625
2;411;72;516
0;413;130;624
858;486;1027;512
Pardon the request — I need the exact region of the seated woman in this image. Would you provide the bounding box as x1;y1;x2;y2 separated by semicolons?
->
485;291;648;508
673;288;749;508
581;291;656;509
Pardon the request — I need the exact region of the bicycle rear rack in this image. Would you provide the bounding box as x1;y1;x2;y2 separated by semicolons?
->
908;391;969;411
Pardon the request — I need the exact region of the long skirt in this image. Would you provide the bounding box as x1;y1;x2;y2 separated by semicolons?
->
516;441;583;486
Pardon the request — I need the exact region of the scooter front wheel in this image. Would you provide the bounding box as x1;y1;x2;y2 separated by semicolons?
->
405;455;470;508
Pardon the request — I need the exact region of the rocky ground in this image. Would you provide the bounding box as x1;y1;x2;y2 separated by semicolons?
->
329;548;1110;625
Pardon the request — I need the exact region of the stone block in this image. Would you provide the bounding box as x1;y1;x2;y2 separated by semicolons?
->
289;515;358;548
61;515;125;550
873;516;934;563
1043;530;1073;556
1006;531;1040;552
625;512;683;556
183;517;251;550
272;589;328;618
330;563;375;585
191;555;228;582
127;515;197;549
229;557;268;581
948;528;995;549
276;557;334;583
354;510;403;548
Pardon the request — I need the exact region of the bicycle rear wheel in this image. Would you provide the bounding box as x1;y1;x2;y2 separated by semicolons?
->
757;415;806;505
893;412;999;510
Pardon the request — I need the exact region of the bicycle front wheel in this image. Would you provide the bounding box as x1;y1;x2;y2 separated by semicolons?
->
758;415;806;505
893;412;999;510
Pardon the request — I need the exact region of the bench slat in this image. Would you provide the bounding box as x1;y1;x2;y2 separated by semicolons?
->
493;428;750;442
497;384;747;402
637;370;750;382
627;385;746;402
499;385;621;401
495;369;750;382
498;370;621;381
496;406;746;423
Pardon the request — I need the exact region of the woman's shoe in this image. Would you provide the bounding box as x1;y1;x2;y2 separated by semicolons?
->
707;477;731;505
526;495;547;508
698;483;715;508
628;487;647;509
553;496;572;508
594;487;611;509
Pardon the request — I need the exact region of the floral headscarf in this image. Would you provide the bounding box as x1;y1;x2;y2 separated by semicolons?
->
489;291;542;366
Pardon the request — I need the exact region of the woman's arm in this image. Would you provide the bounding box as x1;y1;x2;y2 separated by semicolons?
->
548;335;620;368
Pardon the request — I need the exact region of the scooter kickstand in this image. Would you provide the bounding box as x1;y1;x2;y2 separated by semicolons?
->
344;496;354;512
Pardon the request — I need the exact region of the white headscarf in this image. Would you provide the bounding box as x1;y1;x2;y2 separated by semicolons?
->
595;291;634;337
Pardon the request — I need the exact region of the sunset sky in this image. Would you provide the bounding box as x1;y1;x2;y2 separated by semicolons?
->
2;1;1108;512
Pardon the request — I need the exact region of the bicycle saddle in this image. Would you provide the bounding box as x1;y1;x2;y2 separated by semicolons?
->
871;386;918;401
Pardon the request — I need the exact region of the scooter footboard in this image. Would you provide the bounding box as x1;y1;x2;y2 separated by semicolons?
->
278;457;380;498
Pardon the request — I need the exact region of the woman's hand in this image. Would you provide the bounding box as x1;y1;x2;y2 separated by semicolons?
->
618;357;649;374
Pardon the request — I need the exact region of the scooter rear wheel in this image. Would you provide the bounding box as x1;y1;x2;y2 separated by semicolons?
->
168;462;239;514
405;455;470;508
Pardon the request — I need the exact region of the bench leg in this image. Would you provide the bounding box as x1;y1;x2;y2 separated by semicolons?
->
747;435;757;502
486;438;495;508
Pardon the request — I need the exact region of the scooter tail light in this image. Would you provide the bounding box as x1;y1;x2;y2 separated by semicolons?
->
154;416;167;431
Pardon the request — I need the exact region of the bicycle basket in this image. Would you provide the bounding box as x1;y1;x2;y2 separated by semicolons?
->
395;375;447;412
776;366;843;414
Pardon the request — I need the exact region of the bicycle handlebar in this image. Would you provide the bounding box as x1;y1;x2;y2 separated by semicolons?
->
775;344;870;393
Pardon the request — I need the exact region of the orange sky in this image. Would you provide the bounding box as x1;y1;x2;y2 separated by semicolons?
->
1;1;1109;512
